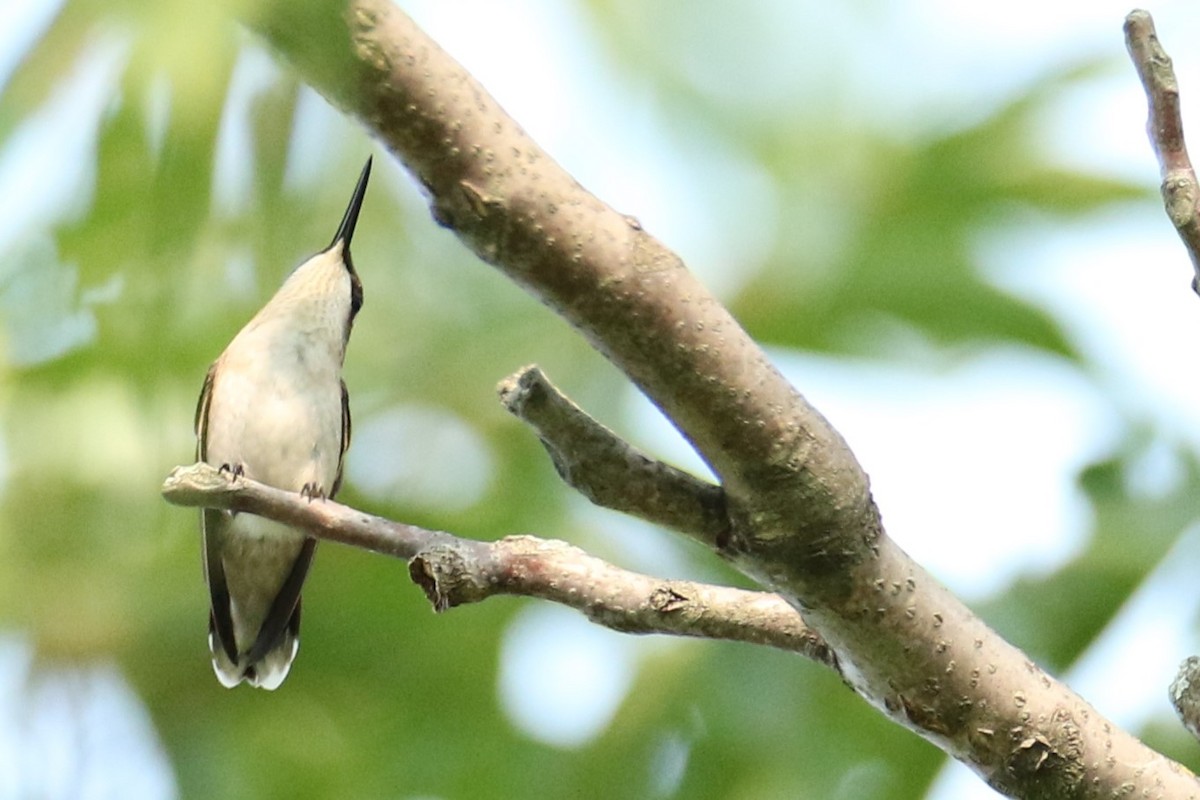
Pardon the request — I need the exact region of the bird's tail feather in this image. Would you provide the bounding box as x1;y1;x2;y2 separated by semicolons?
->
209;622;298;691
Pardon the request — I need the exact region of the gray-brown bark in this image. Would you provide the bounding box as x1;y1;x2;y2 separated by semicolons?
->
1127;9;1200;295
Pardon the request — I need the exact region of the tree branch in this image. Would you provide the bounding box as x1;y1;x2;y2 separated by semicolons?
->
1131;10;1200;749
496;364;730;548
1126;8;1200;293
241;3;1200;796
162;463;838;668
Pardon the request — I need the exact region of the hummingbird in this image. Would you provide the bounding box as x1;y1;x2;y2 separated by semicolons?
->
193;157;371;689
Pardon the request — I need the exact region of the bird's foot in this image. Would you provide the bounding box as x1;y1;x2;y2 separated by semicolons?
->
300;482;327;502
218;462;246;481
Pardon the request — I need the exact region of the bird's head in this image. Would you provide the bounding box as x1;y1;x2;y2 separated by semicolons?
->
262;157;372;348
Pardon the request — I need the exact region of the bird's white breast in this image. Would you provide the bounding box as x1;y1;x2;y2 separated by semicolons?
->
204;320;344;496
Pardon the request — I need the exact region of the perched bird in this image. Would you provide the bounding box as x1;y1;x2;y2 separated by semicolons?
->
194;158;371;689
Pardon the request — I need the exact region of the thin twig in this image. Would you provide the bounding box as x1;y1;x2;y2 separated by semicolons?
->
162;461;442;558
497;365;731;548
162;463;838;669
1126;9;1200;292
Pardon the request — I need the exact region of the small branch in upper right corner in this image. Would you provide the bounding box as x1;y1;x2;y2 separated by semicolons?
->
1126;9;1200;292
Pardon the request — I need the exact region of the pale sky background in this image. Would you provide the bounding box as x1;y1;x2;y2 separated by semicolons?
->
3;1;1200;797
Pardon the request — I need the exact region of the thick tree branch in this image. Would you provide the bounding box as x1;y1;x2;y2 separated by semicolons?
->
242;3;1200;796
1126;9;1200;292
162;463;837;668
496;364;730;548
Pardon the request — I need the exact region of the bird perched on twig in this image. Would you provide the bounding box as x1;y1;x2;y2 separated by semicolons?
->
193;157;372;689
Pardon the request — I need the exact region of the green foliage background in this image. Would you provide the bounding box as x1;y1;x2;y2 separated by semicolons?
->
2;1;1199;797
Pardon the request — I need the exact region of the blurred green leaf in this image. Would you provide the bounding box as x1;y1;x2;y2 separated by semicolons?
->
980;433;1200;671
734;61;1147;357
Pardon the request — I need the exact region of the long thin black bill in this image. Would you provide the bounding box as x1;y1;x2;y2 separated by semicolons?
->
330;156;372;251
